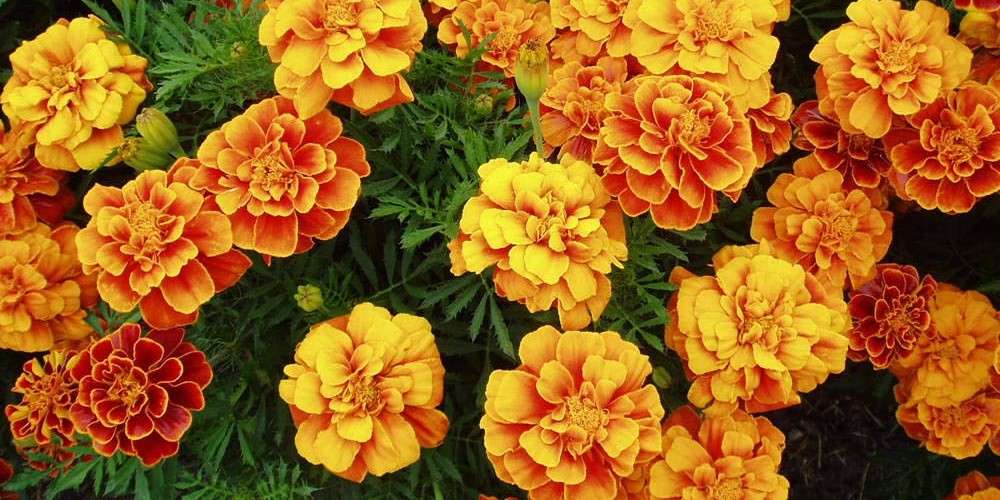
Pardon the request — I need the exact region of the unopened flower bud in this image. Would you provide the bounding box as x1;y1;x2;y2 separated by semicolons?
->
651;366;673;389
136;108;183;158
473;94;494;115
119;137;172;171
515;39;549;102
294;285;324;313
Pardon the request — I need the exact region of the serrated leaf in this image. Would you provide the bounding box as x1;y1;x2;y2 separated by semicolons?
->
489;297;515;358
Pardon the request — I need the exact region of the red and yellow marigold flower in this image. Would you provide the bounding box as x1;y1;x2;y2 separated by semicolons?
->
259;0;427;117
594;75;759;231
0;16;151;171
957;0;1000;12
279;303;448;482
76;170;252;330
540;57;628;163
5;350;79;451
648;406;789;500
668;242;850;414
895;380;1000;459
892;287;1000;408
437;0;555;78
448;154;627;330
847;264;937;369
191;96;370;259
810;0;972;139
960;8;1000;49
549;0;632;63
481;326;664;499
0;123;68;237
747;88;793;165
947;471;1000;500
792;100;893;189
68;323;213;466
888;82;1000;214
0;224;97;352
625;0;781;111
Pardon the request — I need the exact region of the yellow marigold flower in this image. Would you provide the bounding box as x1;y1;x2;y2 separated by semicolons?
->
750;155;894;291
961;8;1000;49
895;381;1000;460
0;224;97;352
5;350;79;448
437;0;556;78
948;471;1000;500
892;287;1000;407
448;153;627;329
625;0;781;112
810;0;972;138
481;326;664;499
549;0;633;62
279;303;449;482
0;123;68;237
772;0;790;21
649;406;789;500
259;0;428;117
668;241;850;414
0;16;151;171
540;56;628;163
295;284;324;312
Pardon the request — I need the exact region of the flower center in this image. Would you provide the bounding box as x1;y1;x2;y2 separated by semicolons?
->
250;152;294;196
128;202;163;240
710;477;742;500
846;133;874;156
825;214;857;242
42;65;77;90
324;0;358;27
939;127;980;166
677;110;711;145
109;374;145;406
25;375;59;410
693;6;735;41
491;27;520;53
878;41;917;75
938;406;969;428
565;396;603;435
347;379;382;414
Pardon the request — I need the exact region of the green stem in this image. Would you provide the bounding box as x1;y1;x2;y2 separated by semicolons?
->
526;98;545;156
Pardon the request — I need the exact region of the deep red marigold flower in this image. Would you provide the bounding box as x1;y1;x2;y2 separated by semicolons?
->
792;100;893;189
848;264;937;369
192;96;370;258
0;123;68;237
68;323;213;466
947;471;1000;500
889;82;1000;214
595;75;759;230
5;350;79;448
76;170;252;329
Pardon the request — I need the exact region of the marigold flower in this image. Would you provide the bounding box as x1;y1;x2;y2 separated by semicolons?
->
0;16;151;171
888;82;1000;214
549;0;633;62
15;438;87;476
648;406;789;500
957;0;1000;12
747;88;793;165
947;471;1000;500
481;326;664;499
772;0;790;21
895;380;1000;460
810;0;972;139
669;241;850;414
76;170;252;330
68;323;213;466
448;154;627;329
847;264;937;369
893;287;1000;408
0;123;68;237
792;100;893;189
540;57;628;163
437;0;555;78
279;303;448;482
5;350;79;451
259;0;427;117
961;9;1000;50
192;96;370;258
625;0;780;111
594;75;758;231
0;224;97;352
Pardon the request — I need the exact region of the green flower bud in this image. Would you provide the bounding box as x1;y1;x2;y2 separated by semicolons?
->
473;94;494;115
119;137;172;172
136;108;184;158
294;285;324;313
515;40;549;103
651;366;673;390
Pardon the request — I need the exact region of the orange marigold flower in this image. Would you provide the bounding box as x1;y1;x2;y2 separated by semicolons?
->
540;57;628;163
892;287;1000;407
750;157;893;290
648;406;789;500
747;87;793;165
549;0;632;62
595;75;759;230
957;0;1000;12
792;100;893;189
259;0;427;117
481;326;664;499
191;96;370;258
0;123;68;237
448;154;627;329
280;303;448;482
625;0;781;111
68;323;213;466
888;82;1000;214
947;471;1000;500
0;16;151;171
895;381;1000;459
0;224;97;352
437;0;556;78
960;8;1000;49
847;264;937;369
810;0;972;139
76;170;252;330
5;350;79;450
669;241;850;414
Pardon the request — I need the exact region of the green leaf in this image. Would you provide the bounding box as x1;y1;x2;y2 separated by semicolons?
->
489;297;515;358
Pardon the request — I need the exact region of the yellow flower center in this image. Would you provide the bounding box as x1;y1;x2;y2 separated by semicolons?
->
939;127;980;166
710;477;743;500
878;41;917;75
938;406;969;428
25;374;60;410
128;202;164;240
324;0;359;27
347;379;382;414
565;396;603;435
250;152;294;197
693;5;735;42
118;138;142;162
491;27;521;53
824;214;857;242
108;374;145;407
42;65;77;90
677;110;711;145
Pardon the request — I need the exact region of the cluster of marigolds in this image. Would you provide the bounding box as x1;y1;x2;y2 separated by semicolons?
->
1;0;1000;498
